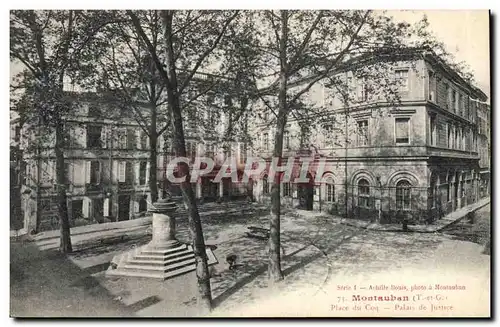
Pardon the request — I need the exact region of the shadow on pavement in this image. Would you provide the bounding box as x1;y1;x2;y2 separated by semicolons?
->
10;240;134;318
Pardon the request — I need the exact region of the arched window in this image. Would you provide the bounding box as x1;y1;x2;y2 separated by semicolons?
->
263;175;269;195
358;179;370;208
325;177;335;202
396;180;411;211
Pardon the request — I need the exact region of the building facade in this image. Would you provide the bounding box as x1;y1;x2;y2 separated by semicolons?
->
250;49;489;224
19;88;250;233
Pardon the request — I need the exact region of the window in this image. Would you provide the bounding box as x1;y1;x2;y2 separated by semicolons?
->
224;144;231;159
41;160;55;183
428;71;435;101
452;90;458;113
87;125;103;149
445;84;451;109
263;133;269;151
447;180;451;202
284;131;290;149
395;69;409;92
395;118;410;144
283;182;292;197
186;141;197;159
64;163;71;185
325;177;335;202
116;129;127;149
90;161;101;184
206;107;216;127
396;180;411;211
205;143;215;158
461;127;466;150
359;77;370;102
88;105;101;118
447;123;452;148
239;143;247;165
140;132;148;149
118;162;125;182
455;125;459;149
430;114;437;146
263;175;269;195
323;124;332;148
71;200;83;219
357;120;369;146
358;179;370;208
139;161;147;185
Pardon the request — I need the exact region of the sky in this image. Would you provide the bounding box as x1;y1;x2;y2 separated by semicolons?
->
9;10;491;99
387;10;490;98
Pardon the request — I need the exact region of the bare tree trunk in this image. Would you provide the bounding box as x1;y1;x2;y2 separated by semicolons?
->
162;10;212;311
268;9;288;284
55;122;72;253
149;103;159;203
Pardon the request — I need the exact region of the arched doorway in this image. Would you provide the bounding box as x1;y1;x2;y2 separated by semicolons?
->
297;173;314;210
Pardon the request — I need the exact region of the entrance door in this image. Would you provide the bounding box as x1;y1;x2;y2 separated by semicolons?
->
297;183;314;210
118;195;131;221
93;198;104;223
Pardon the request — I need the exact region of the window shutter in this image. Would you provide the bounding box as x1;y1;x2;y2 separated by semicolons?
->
49;160;56;183
135;162;140;185
136;130;142;149
112;161;118;182
103;198;109;217
146;162;150;184
119;161;126;182
83;197;90;218
85;161;91;184
97;161;102;184
101;126;107;148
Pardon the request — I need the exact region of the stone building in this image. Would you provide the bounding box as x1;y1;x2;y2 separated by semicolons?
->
477;102;491;198
250;48;489;224
18;75;249;233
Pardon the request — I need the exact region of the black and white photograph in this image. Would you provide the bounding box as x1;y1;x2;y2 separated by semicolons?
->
8;8;491;318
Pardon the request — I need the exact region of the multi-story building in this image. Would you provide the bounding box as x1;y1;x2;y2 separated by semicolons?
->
19;78;250;233
250;48;489;224
477;102;491;197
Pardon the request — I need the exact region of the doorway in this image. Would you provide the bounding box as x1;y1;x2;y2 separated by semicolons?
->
118;195;131;221
297;173;314;210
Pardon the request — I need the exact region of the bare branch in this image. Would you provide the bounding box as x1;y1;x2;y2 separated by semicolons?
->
178;11;239;94
127;10;171;88
289;11;370;106
109;46;150;136
287;11;324;72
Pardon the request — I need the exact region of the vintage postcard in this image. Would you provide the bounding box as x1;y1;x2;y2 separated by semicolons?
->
9;9;491;318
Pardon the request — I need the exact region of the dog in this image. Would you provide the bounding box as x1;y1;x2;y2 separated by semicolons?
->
226;254;238;270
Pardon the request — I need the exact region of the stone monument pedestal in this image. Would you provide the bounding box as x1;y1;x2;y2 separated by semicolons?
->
107;198;217;280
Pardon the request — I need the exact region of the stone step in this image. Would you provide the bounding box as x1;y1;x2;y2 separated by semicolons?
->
133;248;193;261
140;244;188;256
124;257;196;272
107;263;197;280
128;252;195;267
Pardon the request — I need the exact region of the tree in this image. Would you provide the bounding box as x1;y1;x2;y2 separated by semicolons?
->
10;10;115;252
243;10;441;283
126;9;241;311
97;10;170;204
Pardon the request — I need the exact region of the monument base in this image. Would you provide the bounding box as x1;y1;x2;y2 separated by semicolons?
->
106;243;218;280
